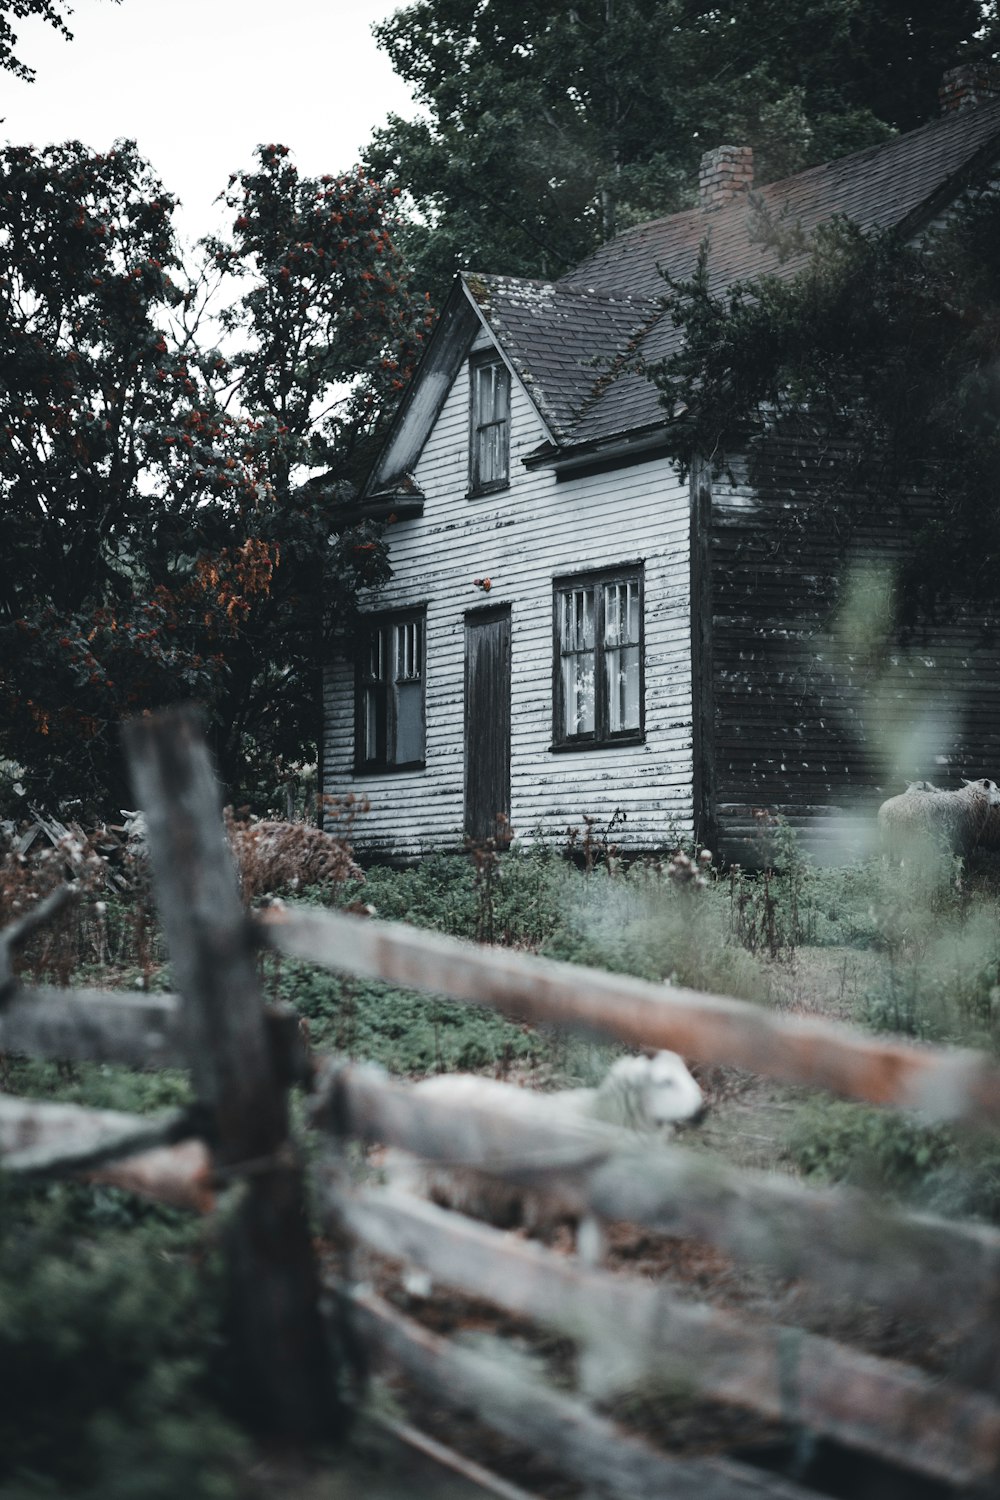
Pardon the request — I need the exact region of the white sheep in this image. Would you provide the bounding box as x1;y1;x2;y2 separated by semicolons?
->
877;777;1000;863
387;1051;705;1265
412;1048;704;1135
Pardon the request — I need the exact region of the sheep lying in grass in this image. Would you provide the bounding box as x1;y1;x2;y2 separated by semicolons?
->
877;778;1000;863
388;1051;705;1265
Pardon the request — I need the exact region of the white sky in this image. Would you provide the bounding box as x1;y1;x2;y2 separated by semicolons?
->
1;0;418;248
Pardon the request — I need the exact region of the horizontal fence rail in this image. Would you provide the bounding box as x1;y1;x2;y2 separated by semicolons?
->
326;1181;1000;1490
258;905;1000;1127
0;987;186;1069
316;1062;1000;1379
0;1094;191;1176
344;1284;823;1500
0;985;310;1084
0;1094;214;1211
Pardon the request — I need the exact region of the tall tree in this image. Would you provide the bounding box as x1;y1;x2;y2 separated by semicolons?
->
196;144;429;799
0;0;75;80
0;139;223;805
0;140;427;811
368;0;999;299
645;189;1000;624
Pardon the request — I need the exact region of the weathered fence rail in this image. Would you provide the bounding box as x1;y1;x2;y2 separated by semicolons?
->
2;704;1000;1498
257;901;1000;1127
314;1061;1000;1384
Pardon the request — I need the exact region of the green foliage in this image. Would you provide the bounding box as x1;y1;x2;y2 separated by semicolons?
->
0;139;218;807
0;1;75;82
859;888;1000;1045
0;138;428;814
0;1179;251;1499
271;963;543;1076
539;862;773;1002
648;192;1000;625
0;1054;192;1116
788;1097;957;1194
368;0;998;299
788;1093;1000;1223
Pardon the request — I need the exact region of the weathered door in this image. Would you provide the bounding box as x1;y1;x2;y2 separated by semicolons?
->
464;606;512;843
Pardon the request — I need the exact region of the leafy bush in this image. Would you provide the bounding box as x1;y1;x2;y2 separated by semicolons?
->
0;1055;192;1117
538;862;773;1004
788;1097;1000;1224
265;960;543;1077
0;1180;252;1499
788;1098;956;1195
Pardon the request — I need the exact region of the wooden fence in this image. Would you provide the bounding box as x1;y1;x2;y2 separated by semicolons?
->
3;704;1000;1498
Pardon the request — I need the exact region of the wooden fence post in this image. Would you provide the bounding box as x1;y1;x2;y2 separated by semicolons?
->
124;705;341;1442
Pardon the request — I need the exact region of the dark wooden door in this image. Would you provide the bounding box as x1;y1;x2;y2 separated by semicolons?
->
464;606;512;842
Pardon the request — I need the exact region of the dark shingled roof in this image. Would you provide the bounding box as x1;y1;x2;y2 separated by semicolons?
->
469;97;1000;456
463;274;659;442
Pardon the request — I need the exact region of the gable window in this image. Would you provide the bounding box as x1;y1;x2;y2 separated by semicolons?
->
469;353;510;495
553;566;644;748
356;609;425;771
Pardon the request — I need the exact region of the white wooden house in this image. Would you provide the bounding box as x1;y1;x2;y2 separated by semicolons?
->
323;69;1000;862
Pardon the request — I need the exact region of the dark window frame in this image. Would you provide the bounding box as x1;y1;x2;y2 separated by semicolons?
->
551;563;645;751
354;606;427;774
468;350;511;497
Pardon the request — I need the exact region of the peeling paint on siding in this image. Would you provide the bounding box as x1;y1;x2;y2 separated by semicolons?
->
324;336;694;856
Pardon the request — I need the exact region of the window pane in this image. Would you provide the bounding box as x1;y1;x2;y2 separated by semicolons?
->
479;426;495;485
604;581;639;647
472;360;509;488
561;653;595;736
366;629;384;682
395;620;422;681
392;618;424;763
363;685;380;762
395;680;423;763
475;363;493;416
606;644;640;732
561;588;594;651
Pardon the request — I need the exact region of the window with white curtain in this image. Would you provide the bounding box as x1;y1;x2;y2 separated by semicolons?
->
553;567;644;747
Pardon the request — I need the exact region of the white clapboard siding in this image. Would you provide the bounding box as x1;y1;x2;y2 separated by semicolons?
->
324;331;692;855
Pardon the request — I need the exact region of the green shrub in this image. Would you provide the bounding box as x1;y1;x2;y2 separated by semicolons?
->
788;1097;1000;1224
539;863;773;1004
789;1098;956;1195
0;1180;252;1499
266;958;543;1077
0;1056;192;1116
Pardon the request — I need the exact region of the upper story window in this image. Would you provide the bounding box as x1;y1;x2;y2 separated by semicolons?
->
553;566;644;749
355;608;425;772
469;352;510;495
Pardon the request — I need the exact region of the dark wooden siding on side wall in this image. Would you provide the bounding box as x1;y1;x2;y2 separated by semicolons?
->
706;445;1000;865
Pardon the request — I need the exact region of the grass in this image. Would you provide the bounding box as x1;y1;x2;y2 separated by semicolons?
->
7;824;1000;1492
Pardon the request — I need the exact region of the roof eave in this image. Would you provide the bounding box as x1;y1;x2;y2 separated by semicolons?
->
523;421;669;476
895;123;1000;241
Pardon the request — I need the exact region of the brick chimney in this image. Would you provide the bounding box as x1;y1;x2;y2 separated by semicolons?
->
939;63;1000;115
699;145;754;211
